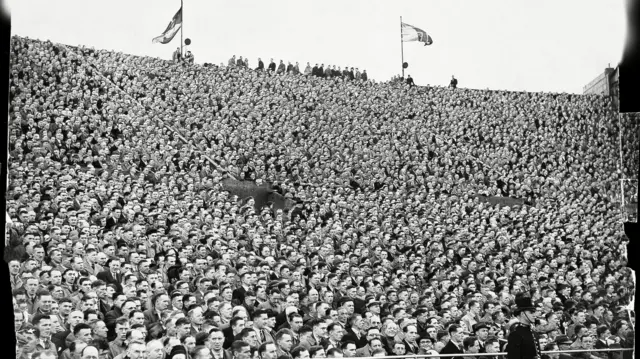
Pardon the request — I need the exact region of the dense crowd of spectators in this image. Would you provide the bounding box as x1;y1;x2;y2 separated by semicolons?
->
6;35;636;359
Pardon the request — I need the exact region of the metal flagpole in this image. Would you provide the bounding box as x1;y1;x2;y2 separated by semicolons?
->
621;179;626;221
400;16;405;78
180;0;184;58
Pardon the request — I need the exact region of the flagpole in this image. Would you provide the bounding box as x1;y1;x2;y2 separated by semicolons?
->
180;0;184;58
400;16;404;78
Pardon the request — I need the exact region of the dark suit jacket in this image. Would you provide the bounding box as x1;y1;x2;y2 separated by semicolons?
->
256;61;264;70
276;348;292;359
342;328;367;348
104;307;123;341
353;297;366;314
440;341;464;359
52;329;71;352
98;299;111;317
143;309;161;328
97;270;123;293
232;286;247;303
190;324;204;335
268;63;276;71
355;346;373;357
403;339;419;354
223;326;235;349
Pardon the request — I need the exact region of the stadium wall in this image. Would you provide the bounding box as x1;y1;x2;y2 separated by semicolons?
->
583;68;614;95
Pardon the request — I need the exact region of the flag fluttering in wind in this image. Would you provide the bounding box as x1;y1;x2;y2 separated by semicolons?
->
402;22;433;46
152;7;183;44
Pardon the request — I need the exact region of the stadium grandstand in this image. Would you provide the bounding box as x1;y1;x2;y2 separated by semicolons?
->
5;35;636;359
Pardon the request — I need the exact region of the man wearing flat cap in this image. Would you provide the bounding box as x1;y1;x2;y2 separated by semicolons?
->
506;296;541;359
365;298;381;316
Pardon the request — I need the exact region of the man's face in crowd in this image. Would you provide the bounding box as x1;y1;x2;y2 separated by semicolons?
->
234;345;251;359
94;320;108;338
451;328;464;343
77;327;93;343
36;317;52;337
39;294;54;311
392;343;406;356
208;330;225;351
26;278;39;294
68;310;84;327
156;295;170;311
127;342;146;359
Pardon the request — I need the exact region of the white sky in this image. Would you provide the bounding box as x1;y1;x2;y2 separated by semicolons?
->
8;0;626;93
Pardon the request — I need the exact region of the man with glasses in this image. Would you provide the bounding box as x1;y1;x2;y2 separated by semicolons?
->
418;337;437;356
368;315;382;330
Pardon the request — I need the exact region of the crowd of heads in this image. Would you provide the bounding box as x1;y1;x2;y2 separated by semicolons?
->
6;35;636;359
221;55;368;82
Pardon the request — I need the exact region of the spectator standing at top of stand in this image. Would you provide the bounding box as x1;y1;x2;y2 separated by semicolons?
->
450;75;458;89
184;51;194;65
172;47;182;62
406;75;415;87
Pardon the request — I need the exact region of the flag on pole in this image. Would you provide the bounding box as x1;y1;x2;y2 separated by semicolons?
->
402;22;433;46
152;7;182;44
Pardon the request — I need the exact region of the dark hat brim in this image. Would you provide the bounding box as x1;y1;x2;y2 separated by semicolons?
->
514;306;537;314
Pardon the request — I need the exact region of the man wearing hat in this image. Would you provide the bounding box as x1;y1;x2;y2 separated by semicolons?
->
506;296;542;359
554;335;574;359
473;322;490;353
365;297;381;315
